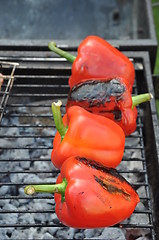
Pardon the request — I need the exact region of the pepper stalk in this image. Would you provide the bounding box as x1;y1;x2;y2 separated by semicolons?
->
52;100;68;141
48;42;76;63
24;178;67;202
132;93;153;109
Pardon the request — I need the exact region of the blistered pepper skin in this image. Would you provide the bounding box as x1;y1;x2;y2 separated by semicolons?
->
55;156;140;228
24;156;140;229
66;77;138;136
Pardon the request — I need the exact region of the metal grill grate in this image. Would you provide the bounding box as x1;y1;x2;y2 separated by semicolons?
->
0;50;158;239
0;61;19;123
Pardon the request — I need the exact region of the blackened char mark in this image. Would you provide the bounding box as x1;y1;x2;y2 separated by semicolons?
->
68;78;125;106
76;157;125;182
75;156;137;194
94;175;131;201
99;107;122;121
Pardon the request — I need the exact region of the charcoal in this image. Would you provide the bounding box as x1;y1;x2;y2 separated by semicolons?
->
43;232;54;239
84;228;96;238
11;229;30;240
0;213;18;225
34;160;53;171
0;229;10;240
0;98;153;239
19;160;31;169
48;226;59;236
90;228;126;239
0;186;9;195
67;228;76;239
10;171;26;184
74;231;85;239
19;213;35;224
56;228;71;239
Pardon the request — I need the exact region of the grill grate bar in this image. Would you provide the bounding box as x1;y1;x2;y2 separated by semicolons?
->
3;114;53;117
0;122;144;127
0;124;53;128
0;56;69;62
9;84;70;88
0;146;144;150
3;111;143;116
0;170;147;174
0;182;149;187
0;135;144;141
0;157;146;162
0;223;154;229
14;74;68;78
0;147;52;149
0;209;151;214
0;124;143;129
0;135;54;138
4;103;65;107
8;93;68;97
0;196;150;200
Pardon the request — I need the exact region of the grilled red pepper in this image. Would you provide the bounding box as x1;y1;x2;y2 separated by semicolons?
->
66;77;152;135
24;156;140;228
48;36;152;135
48;36;135;91
51;100;125;169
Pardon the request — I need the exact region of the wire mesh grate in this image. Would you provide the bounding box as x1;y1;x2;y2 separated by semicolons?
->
0;52;157;239
0;61;19;124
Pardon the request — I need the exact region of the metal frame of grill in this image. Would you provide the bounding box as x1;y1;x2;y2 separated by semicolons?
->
0;61;19;123
0;0;157;70
0;50;159;239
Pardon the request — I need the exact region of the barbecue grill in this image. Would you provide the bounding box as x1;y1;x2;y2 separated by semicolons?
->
0;48;159;239
0;0;159;238
0;0;157;70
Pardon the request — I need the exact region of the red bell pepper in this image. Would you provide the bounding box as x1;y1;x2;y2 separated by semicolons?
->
24;156;140;228
48;36;152;136
48;35;135;92
66;77;152;136
51;100;125;169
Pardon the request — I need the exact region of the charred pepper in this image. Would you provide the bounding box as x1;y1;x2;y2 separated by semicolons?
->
48;36;152;136
51;100;125;169
24;156;140;229
66;77;152;136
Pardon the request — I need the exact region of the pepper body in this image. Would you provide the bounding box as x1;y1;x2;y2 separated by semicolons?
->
66;77;138;136
55;156;140;228
48;37;151;136
68;36;135;92
51;105;125;169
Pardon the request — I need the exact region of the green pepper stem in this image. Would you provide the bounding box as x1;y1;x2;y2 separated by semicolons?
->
52;100;68;140
132;93;153;109
48;42;76;63
24;178;67;202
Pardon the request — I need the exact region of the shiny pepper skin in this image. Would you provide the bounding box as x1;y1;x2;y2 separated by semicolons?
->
68;36;135;92
55;156;140;228
51;105;125;169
